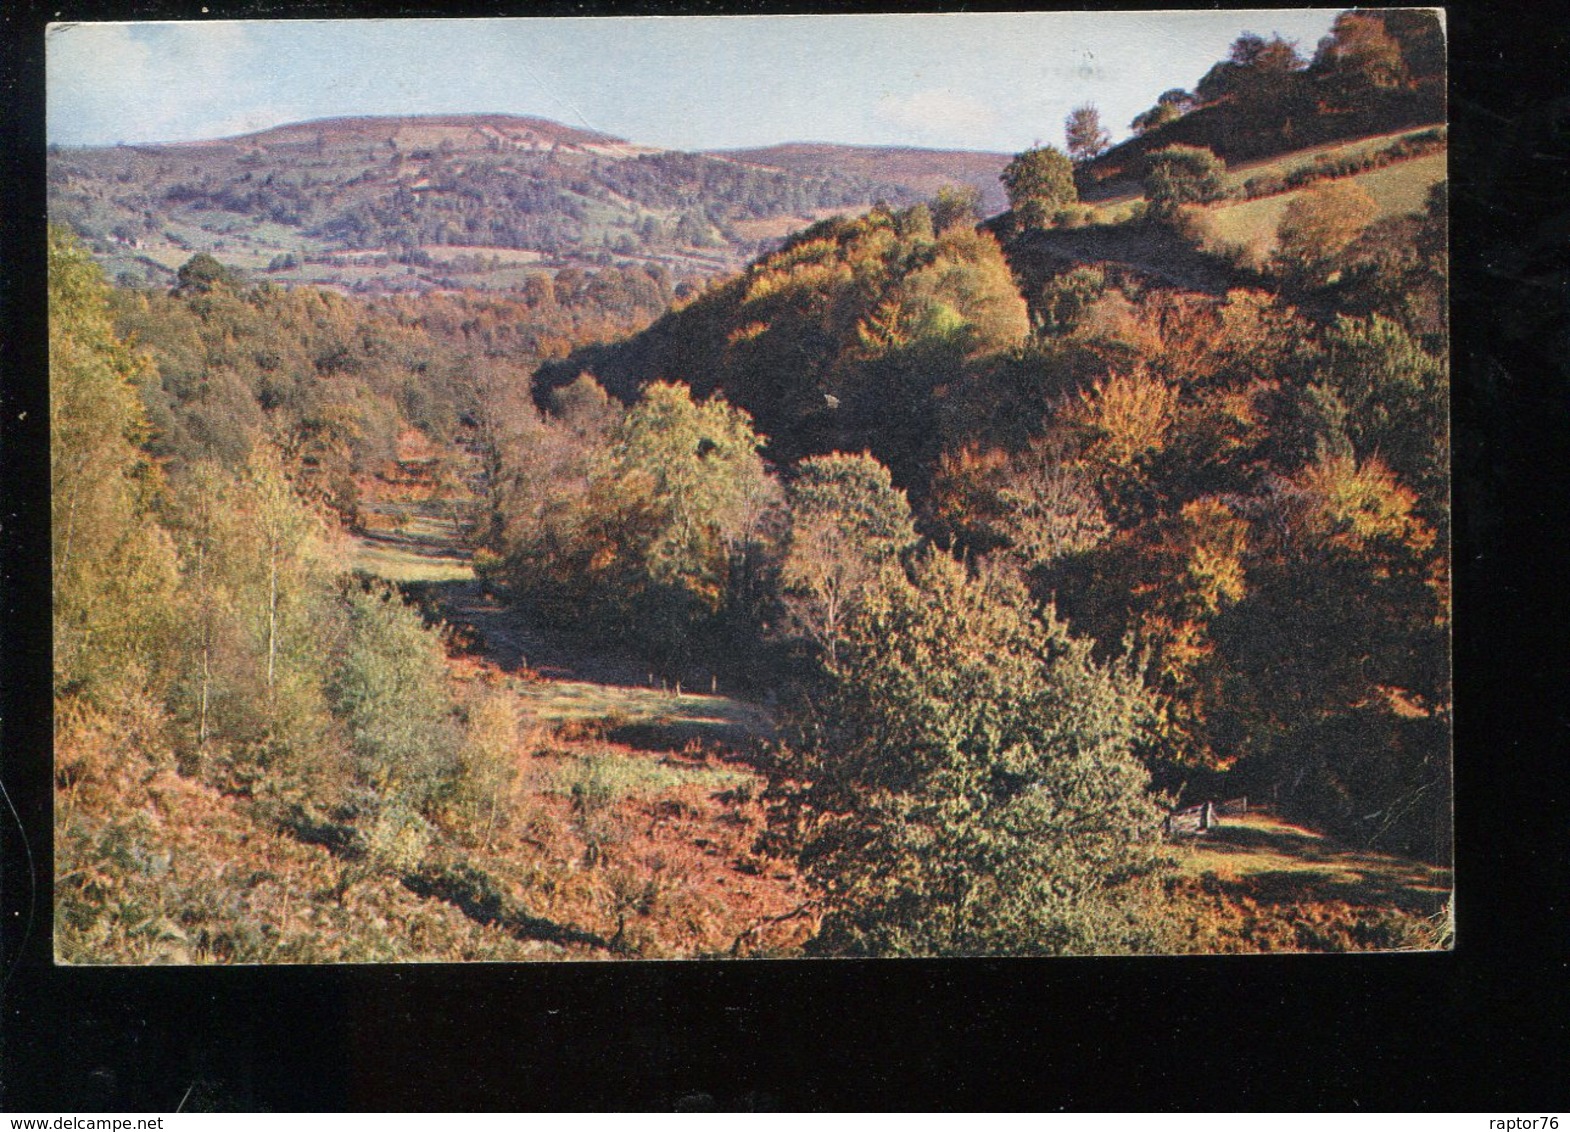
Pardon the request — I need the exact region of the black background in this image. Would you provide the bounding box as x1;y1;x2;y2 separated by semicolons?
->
3;0;1566;1111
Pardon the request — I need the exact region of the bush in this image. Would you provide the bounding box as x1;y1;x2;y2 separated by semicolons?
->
1275;181;1378;285
1144;145;1226;219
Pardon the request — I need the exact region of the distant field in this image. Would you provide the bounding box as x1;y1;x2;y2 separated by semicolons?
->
348;538;474;583
1200;149;1446;256
533;748;757;803
348;507;475;583
424;245;545;265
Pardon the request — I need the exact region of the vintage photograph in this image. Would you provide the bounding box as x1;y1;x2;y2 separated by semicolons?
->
47;10;1450;962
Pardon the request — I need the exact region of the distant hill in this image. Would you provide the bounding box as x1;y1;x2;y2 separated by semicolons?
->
189;113;636;154
713;143;1011;215
48;114;1007;294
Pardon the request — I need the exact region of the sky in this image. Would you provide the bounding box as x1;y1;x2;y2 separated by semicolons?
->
47;11;1342;154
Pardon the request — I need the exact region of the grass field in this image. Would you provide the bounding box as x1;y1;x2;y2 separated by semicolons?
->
1177;810;1451;913
537;748;757;803
1084;125;1445;206
347;538;475;583
508;675;776;748
1199;150;1446;257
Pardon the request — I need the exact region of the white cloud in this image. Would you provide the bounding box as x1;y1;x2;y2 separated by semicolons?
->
874;88;998;146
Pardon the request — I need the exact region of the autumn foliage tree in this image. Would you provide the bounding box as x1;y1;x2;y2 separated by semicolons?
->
1275;180;1379;285
1000;145;1078;229
777;552;1171;957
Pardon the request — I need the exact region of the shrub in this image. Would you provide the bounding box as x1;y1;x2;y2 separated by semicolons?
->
1144;146;1226;220
1275;181;1378;285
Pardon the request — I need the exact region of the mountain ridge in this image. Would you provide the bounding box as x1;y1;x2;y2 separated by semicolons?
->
50;111;1010;293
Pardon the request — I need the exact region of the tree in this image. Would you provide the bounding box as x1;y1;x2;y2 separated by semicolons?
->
336;582;462;814
50;226;182;704
1000;145;1077;229
779;552;1171;957
1275;180;1378;285
174;252;244;295
607;381;774;615
929;185;982;233
1064;104;1111;164
1318;314;1447;499
1195;33;1305;104
1315;12;1409;92
1132;88;1194;135
1143;146;1227;219
1130;102;1182;137
993;441;1112;570
780;452;917;673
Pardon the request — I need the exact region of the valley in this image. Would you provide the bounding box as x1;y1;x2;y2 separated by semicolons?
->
48;8;1452;962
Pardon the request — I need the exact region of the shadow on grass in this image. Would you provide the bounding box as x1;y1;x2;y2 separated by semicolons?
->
404;863;629;954
1196;818;1452;914
606;703;777;753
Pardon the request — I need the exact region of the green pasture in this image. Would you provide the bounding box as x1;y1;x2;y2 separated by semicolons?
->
1200;150;1446;255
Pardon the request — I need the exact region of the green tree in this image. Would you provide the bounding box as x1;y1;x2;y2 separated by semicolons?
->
929;185;983;233
1143;146;1227;220
780;452;917;673
1130;102;1181;136
780;552;1172;956
1000;145;1077;229
174;252;244;294
607;381;774;616
335;582;462;815
1318;314;1447;500
1064;104;1112;164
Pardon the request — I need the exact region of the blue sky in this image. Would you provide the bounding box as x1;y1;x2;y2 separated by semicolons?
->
47;12;1341;153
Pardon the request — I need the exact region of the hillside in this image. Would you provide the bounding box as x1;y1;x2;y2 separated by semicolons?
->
1077;9;1444;192
714;143;1011;215
48;113;1003;294
996;126;1446;318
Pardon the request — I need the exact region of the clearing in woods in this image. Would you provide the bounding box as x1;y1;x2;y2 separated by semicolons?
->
1167;809;1453;952
346;502;804;958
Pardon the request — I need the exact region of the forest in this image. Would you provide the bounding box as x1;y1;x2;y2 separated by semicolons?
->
51;9;1451;961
